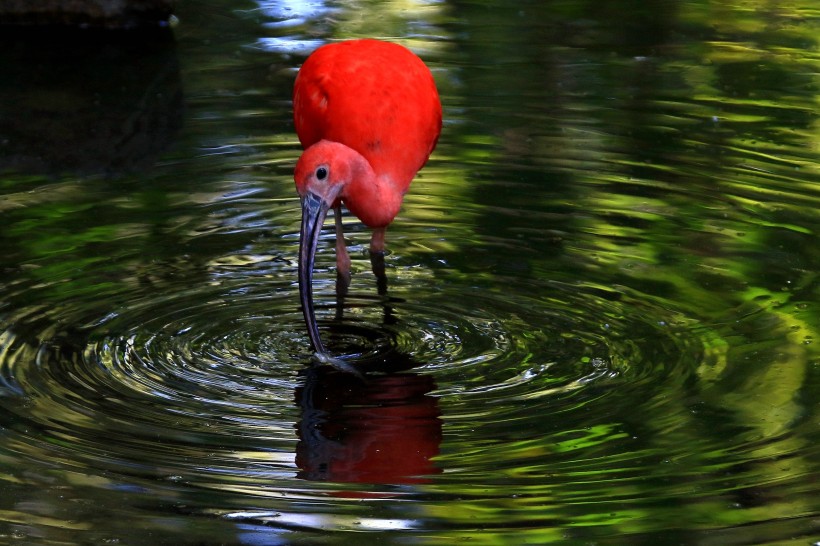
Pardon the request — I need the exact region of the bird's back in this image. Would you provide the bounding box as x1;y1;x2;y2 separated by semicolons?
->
293;39;441;193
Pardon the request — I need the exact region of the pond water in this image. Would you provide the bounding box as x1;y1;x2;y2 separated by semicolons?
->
1;1;818;544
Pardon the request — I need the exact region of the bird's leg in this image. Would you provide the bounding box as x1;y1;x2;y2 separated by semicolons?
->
369;227;397;326
333;206;350;323
334;206;351;290
369;227;388;296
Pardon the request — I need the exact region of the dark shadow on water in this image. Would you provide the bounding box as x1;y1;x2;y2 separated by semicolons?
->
0;25;182;177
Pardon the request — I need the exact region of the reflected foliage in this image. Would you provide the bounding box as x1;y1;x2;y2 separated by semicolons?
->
0;0;817;544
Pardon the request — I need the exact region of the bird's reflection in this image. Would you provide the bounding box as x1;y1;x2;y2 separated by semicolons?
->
295;364;442;484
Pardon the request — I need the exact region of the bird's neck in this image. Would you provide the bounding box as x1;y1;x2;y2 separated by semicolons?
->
343;159;403;228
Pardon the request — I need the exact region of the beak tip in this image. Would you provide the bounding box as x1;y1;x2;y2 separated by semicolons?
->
312;351;365;379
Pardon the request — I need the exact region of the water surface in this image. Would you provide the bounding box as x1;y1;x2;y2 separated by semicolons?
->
0;0;818;544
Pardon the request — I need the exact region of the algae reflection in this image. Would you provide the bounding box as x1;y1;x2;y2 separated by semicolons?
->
0;0;817;543
407;0;819;540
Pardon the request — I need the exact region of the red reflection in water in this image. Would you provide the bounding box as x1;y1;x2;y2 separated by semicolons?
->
295;369;441;484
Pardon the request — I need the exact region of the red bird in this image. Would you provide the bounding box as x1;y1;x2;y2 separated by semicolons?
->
293;39;442;361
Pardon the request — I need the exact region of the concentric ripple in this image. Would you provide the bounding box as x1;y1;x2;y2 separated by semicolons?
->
0;253;704;469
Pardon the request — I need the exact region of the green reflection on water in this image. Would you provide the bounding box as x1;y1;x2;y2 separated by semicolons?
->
0;0;818;544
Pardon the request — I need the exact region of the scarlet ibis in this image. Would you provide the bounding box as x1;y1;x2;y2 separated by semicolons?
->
293;39;442;361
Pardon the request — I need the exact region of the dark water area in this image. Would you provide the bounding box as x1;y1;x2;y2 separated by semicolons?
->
0;1;818;544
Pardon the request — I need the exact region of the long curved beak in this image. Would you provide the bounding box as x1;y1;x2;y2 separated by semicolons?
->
299;192;329;353
298;189;340;355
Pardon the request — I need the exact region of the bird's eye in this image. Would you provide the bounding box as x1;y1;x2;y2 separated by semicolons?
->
315;167;328;180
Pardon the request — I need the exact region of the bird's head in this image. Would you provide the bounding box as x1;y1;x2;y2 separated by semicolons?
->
294;140;371;356
294;140;357;209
